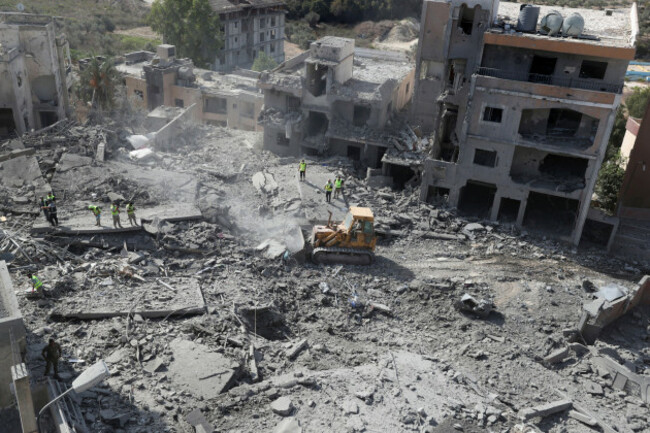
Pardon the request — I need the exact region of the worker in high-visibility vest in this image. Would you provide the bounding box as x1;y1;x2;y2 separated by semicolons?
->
324;180;333;203
111;203;123;229
30;274;43;294
126;202;137;226
334;176;344;199
299;160;307;181
88;205;102;226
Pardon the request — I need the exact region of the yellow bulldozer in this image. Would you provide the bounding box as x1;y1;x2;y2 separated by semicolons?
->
310;206;377;265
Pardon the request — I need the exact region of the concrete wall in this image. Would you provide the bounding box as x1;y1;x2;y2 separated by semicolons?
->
0;260;26;409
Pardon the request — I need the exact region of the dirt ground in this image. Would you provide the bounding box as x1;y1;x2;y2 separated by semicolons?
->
1;119;649;433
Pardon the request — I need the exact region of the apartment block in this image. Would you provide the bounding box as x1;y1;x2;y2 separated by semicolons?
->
413;0;637;245
117;45;263;132
0;13;72;139
210;0;286;72
258;37;415;166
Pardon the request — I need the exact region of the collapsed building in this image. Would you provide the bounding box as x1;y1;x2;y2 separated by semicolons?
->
117;45;263;131
0;13;72;139
258;36;415;168
209;0;286;72
412;0;637;245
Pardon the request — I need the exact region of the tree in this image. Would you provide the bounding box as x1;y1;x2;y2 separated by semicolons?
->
148;0;222;68
305;11;321;28
77;56;121;111
603;106;627;163
252;52;279;72
626;86;650;118
595;151;626;214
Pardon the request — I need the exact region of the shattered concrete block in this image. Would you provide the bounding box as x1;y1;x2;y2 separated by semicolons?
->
270;396;294;416
568;410;598;427
273;418;302;433
591;355;650;403
517;399;572;421
455;293;494;319
544;347;569;364
286;339;308;360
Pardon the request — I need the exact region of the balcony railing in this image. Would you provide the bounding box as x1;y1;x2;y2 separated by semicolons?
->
477;67;623;94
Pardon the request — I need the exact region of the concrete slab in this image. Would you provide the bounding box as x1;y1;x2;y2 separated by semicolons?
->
0;260;26;407
167;338;240;399
51;277;205;320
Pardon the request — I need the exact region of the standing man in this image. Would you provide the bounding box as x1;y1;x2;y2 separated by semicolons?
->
126;202;137;226
30;274;43;295
40;197;50;223
47;191;56;202
324;179;333;203
111;203;123;229
88;205;101;226
299;159;307;182
334;176;344;199
43;201;58;227
42;339;62;379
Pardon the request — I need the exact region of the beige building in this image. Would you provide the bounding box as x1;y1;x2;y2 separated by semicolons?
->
413;0;637;245
210;0;286;72
258;37;415;165
0;13;72;138
117;45;263;131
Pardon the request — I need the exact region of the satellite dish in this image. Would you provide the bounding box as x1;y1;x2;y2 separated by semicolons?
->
16;3;25;11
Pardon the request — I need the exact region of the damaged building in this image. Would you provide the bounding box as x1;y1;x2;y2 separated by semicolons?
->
412;0;636;245
0;13;72;139
117;45;263;131
210;0;286;72
258;36;415;168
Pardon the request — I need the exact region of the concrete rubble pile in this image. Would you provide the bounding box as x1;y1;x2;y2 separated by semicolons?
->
1;118;649;433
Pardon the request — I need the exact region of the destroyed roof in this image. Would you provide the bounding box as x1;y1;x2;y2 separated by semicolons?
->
492;3;636;48
208;0;285;13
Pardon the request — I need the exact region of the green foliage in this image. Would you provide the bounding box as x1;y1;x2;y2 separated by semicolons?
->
148;0;222;68
604;106;627;163
305;11;321;28
284;0;422;23
251;52;279;72
626;86;650;118
595;151;626;214
76;56;121;110
286;21;315;50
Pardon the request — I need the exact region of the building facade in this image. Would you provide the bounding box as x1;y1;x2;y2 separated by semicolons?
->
413;0;637;245
118;45;264;132
210;0;286;72
258;37;415;166
0;13;72;139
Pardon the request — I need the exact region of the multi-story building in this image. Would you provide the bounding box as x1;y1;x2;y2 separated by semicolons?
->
210;0;286;72
413;0;637;245
0;13;72;138
117;45;263;131
258;36;415;166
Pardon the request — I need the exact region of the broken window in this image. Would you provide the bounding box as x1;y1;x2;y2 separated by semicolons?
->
204;97;227;114
0;108;16;137
518;108;597;149
347;145;361;161
427;186;450;204
579;60;607;80
458;4;475;35
482;107;502;123
497;198;520;223
277;133;290;147
271;17;277;27
547;109;582;137
458;181;497;218
286;96;300;111
174;98;184;108
523;192;579;237
241;101;255;119
271;29;277;40
260;18;266;29
306;63;328;97
529;56;557;84
510;147;588;192
134;89;144;99
271;42;276;53
473;149;497;167
539;154;588;179
353;105;371;127
306;111;329;137
406;82;410;94
260;32;265;42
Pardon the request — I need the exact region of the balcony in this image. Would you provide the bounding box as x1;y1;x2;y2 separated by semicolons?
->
477;67;622;94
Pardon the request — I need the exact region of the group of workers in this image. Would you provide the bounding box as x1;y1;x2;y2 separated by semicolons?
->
298;160;344;203
88;202;137;228
39;192;58;227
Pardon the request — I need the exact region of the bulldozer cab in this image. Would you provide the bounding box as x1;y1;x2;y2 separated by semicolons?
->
339;207;374;240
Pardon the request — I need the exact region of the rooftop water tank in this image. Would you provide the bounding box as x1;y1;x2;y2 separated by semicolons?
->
178;66;195;81
516;4;540;33
540;10;563;36
562;13;585;37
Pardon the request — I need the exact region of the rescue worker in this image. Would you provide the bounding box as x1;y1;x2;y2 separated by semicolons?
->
47;191;56;202
43;200;58;227
111;203;123;228
30;274;43;294
40;197;50;222
41;338;62;379
299;159;307;181
334;176;344;199
88;205;102;226
324;179;333;203
126;202;137;226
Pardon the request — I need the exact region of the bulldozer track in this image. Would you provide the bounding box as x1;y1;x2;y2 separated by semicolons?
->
312;247;374;265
